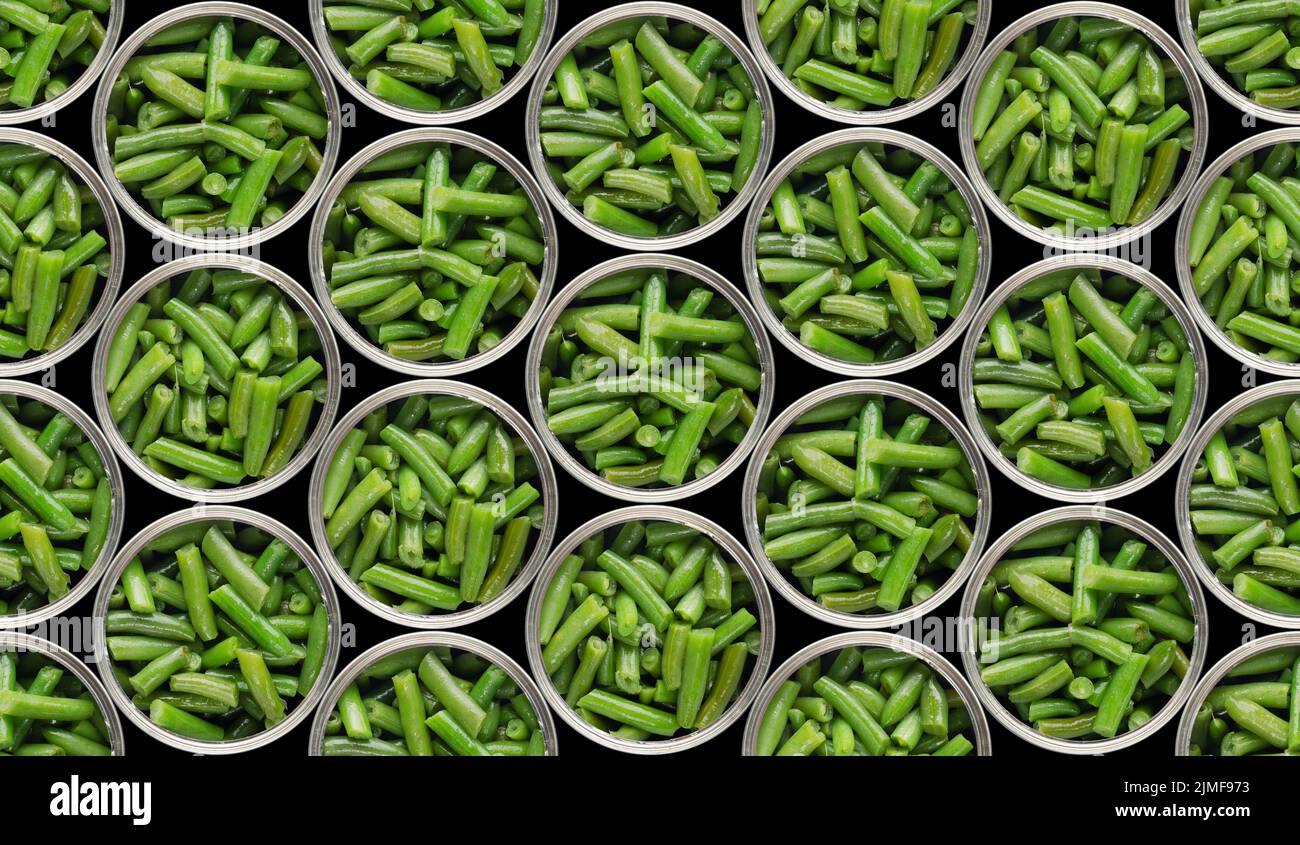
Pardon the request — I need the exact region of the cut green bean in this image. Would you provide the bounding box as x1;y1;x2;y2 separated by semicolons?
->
109;16;330;236
535;517;762;740
974;15;1194;236
327;138;546;367
539;15;766;239
971;263;1197;491
754;138;982;367
105;518;331;744
539;265;764;490
758;390;982;617
975;517;1196;742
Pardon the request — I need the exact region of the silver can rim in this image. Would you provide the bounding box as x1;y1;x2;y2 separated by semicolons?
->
523;252;776;503
0;1;124;125
91;505;343;755
1174;0;1300;127
90;2;343;251
0;631;126;755
523;1;776;251
740;378;993;629
307;630;559;755
1173;380;1300;629
306;0;558;126
1174;128;1300;377
740;0;992;126
958;504;1210;754
740;630;992;755
90;253;343;503
740;126;993;377
0;379;126;631
958;253;1209;502
0;128;126;378
524;504;776;754
307;126;559;377
308;378;560;629
957;2;1210;251
1174;630;1300;755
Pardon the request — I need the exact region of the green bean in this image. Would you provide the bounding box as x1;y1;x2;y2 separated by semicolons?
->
321;641;545;756
976;516;1195;742
536;517;762;740
106;518;330;744
0;1;109;112
756;0;972;113
754;644;974;756
102;267;328;493
323;391;545;618
327;140;544;367
755;138;981;367
974;14;1193;236
759;390;981;618
540;266;763;490
109;16;329;236
0;647;110;755
0;145;111;362
1193;2;1300;111
0;393;116;618
539;15;765;239
1189;391;1300;619
971;263;1197;491
1193;640;1299;756
1186;142;1300;359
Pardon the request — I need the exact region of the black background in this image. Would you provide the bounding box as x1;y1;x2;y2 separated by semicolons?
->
5;0;1288;793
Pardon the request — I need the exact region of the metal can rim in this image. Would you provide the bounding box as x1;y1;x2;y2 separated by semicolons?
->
91;505;343;754
306;378;560;629
90;254;343;503
739;378;993;629
307;630;559;755
957;504;1210;754
523;252;775;503
523;504;776;754
306;126;558;377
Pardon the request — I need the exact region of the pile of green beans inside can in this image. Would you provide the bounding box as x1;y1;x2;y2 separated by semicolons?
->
971;266;1196;491
537;519;762;741
0;0;110;111
320;0;545;113
104;519;329;743
538;15;764;238
0;647;112;756
753;645;976;756
1187;393;1300;618
1186;140;1300;363
323;139;544;365
322;645;545;756
753;0;978;112
102;268;329;492
105;14;329;235
539;267;763;490
0;141;112;363
755;392;980;616
0;394;113;619
974;519;1197;741
1187;644;1300;756
320;392;546;618
1189;0;1300;111
970;14;1194;235
754;139;979;365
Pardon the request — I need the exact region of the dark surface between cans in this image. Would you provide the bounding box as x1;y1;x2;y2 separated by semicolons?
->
17;0;1274;761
